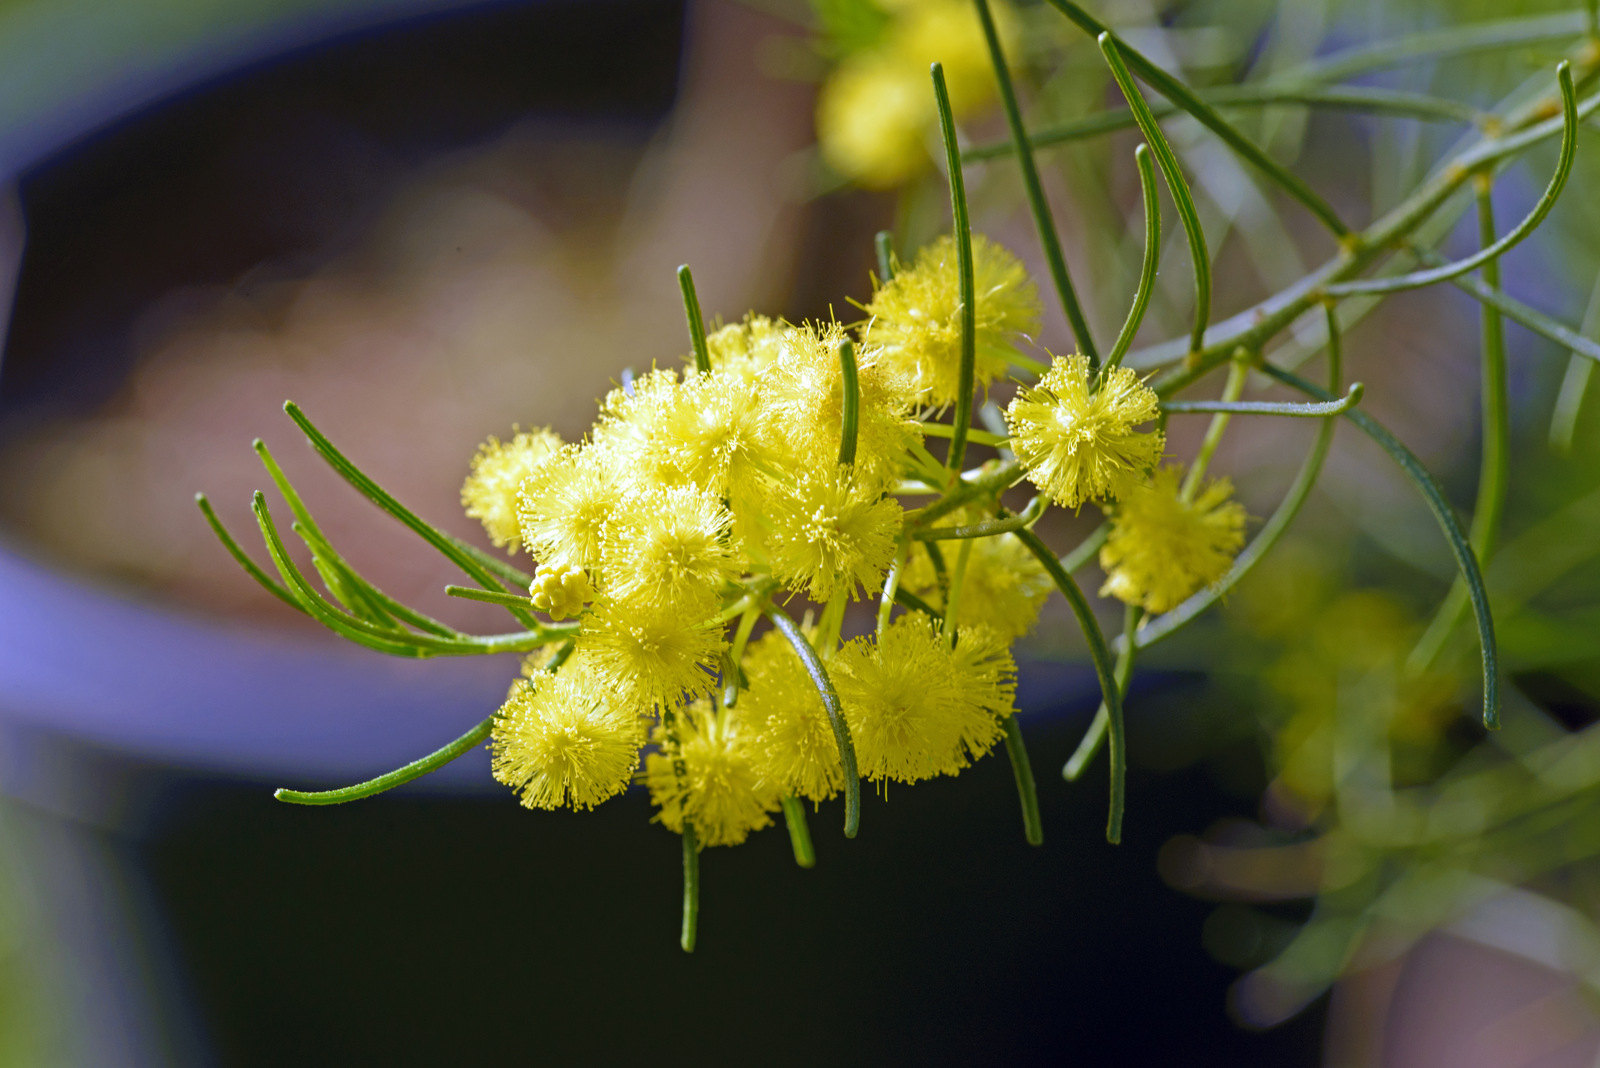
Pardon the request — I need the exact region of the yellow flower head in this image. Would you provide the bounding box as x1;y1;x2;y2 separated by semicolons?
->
589;367;685;487
704;314;789;384
864;234;1041;407
762;319;920;490
516;443;622;571
645;702;779;847
902;518;1052;640
764;468;903;603
659;370;778;500
528;563;592;621
740;630;843;802
491;666;644;811
461;427;561;551
601;484;737;612
1006;353;1164;509
834;613;1011;783
575;595;726;705
1099;465;1248;614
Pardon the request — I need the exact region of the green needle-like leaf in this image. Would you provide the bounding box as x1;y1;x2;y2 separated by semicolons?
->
974;0;1096;361
1016;526;1127;843
1002;714;1043;846
195;493;307;615
838;338;860;467
913;495;1044;540
764;602;862;839
1045;0;1349;237
1098;33;1211;359
275;713;498;805
681;820;700;953
679;264;711;374
931;61;978;470
1106;143;1160;372
1160;383;1363;417
1327;63;1577;298
781;795;817;868
1259;363;1500;730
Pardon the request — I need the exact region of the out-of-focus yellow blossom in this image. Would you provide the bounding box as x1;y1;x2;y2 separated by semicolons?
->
576;596;725;705
1006;353;1164;509
742;630;844;802
765;469;903;603
703;313;790;384
491;666;644;811
516;443;621;572
528;563;592;621
815;0;1016;189
1099;465;1247;614
645;702;780;847
835;613;1014;783
461;427;561;551
902;517;1051;639
863;234;1041;407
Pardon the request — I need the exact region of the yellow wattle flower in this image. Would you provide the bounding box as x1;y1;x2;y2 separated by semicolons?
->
575;595;726;706
1099;465;1249;614
764;468;903;603
461;427;561;551
1005;353;1164;509
864;233;1042;408
515;443;622;572
600;483;737;614
741;630;844;802
528;563;592;621
491;666;644;811
644;702;780;848
902;518;1051;640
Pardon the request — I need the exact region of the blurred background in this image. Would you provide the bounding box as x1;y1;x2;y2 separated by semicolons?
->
0;0;1598;1063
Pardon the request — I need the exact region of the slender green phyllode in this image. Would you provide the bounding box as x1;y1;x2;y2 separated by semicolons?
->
974;0;1096;363
1002;714;1044;846
763;602;862;838
681;820;699;953
875;230;896;283
930;61;978;472
1105;144;1160;373
275;713;499;805
1097;33;1211;360
838;338;860;468
781;795;817;868
679;264;711;374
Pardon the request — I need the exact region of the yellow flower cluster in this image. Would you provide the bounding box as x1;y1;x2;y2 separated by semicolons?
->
816;0;1016;188
456;230;1249;851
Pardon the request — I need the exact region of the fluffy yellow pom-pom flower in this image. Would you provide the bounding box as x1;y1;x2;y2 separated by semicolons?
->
575;595;726;705
461;427;561;551
703;314;789;384
764;468;903;603
740;630;843;802
659;370;778;500
816;54;928;190
1099;465;1248;614
645;702;779;847
601;484;737;612
528;563;592;621
1005;353;1164;509
491;667;644;811
864;234;1041;407
834;613;1014;783
516;443;622;572
762;320;919;490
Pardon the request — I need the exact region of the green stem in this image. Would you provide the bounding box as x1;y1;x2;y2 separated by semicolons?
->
875;230;896;283
917;422;1006;446
275;714;496;805
1098;33;1211;359
878;544;905;636
679;264;711;374
1550;272;1600;454
1160;384;1363;418
1044;0;1350;238
681;821;699;953
943;538;974;641
764;603;861;838
1180;358;1248;501
892;585;942;621
445;585;536;611
931;62;977;472
908;460;1024;529
1326;63;1578;298
1066;603;1141;780
974;0;1096;363
1002;714;1043;846
1015;526;1127;843
1105;144;1161;372
1259;363;1500;730
781;795;816;868
1059;522;1110;574
1408;177;1512;675
963;85;1485;162
914;496;1044;540
838;338;860;467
